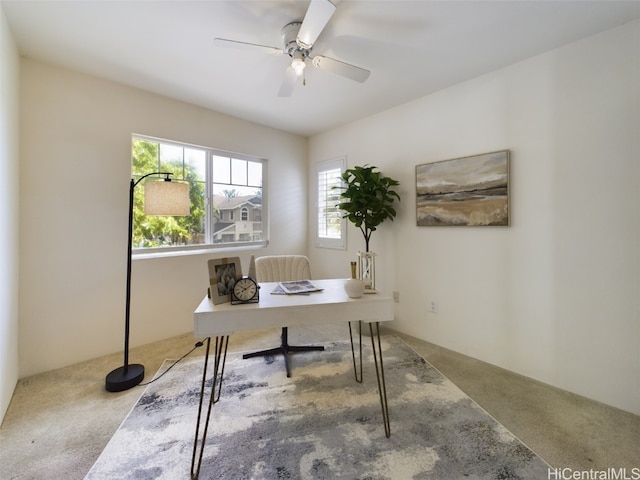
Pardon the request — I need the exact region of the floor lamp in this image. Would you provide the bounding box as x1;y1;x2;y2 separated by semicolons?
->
105;172;190;392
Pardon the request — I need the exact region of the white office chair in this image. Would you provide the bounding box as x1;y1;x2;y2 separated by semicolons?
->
242;255;324;377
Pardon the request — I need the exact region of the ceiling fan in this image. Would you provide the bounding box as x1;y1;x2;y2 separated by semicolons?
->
214;0;370;97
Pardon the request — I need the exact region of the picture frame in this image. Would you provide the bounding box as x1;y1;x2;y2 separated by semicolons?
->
207;257;242;305
416;150;510;226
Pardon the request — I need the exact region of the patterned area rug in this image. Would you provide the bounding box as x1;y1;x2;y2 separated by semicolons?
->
85;336;549;479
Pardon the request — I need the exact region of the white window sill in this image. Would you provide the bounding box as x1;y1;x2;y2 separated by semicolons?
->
132;242;268;260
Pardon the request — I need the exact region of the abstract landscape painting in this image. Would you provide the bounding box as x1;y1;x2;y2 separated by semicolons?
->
416;150;509;226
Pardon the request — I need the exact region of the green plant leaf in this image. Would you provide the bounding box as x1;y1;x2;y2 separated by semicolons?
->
335;165;400;251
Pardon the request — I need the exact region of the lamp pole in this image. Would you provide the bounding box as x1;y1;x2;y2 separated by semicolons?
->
105;172;174;392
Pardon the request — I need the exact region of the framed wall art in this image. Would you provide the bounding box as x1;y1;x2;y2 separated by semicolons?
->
207;257;242;304
416;150;510;226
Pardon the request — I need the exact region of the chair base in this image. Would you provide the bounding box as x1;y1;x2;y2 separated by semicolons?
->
242;327;324;377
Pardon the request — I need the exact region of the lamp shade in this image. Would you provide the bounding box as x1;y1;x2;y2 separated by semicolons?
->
144;180;190;216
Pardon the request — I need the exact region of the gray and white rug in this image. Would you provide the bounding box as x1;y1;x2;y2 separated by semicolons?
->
85;336;549;479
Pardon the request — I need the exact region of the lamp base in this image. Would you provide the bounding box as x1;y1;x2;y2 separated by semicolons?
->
105;364;145;392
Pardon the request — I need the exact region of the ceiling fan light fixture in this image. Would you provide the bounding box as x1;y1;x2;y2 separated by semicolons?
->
291;57;306;76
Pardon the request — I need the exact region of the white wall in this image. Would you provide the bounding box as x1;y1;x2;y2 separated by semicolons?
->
308;21;640;415
0;4;20;422
19;60;308;377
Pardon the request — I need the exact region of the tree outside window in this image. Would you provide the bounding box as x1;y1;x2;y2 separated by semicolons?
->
132;136;266;251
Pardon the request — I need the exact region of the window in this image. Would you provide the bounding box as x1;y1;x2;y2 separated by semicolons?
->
132;135;267;252
315;157;346;249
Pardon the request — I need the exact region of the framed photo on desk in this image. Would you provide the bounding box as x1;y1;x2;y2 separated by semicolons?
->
208;257;242;305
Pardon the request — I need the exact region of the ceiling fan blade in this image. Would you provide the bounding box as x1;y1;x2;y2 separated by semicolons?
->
214;38;283;55
297;0;336;49
311;56;370;83
278;67;298;97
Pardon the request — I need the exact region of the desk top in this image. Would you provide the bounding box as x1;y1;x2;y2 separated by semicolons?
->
194;278;394;337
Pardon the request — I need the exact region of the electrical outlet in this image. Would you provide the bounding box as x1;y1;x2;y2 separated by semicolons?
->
393;291;400;303
429;300;438;313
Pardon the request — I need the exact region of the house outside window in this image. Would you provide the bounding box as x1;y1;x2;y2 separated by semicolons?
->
132;135;267;252
315;157;346;249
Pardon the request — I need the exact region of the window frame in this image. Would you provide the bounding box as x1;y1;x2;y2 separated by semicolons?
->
131;134;268;255
314;156;346;250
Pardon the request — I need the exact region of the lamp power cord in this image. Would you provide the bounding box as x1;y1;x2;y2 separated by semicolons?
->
138;339;206;387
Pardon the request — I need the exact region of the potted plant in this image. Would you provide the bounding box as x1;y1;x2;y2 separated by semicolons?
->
336;165;400;252
335;165;400;290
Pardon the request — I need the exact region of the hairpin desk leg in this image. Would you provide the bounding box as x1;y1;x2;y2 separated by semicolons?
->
191;335;229;480
348;321;363;383
349;321;390;437
369;322;391;438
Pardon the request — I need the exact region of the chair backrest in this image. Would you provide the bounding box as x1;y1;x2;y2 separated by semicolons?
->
254;255;311;283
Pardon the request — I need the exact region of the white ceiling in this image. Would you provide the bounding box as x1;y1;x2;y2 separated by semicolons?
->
3;0;640;137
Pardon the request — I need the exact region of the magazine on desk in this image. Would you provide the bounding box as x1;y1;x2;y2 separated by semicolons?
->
272;280;324;295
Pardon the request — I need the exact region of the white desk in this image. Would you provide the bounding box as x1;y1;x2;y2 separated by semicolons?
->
191;278;394;480
194;278;394;335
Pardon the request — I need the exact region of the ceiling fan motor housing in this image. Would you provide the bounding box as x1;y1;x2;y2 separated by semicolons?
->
282;22;310;58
